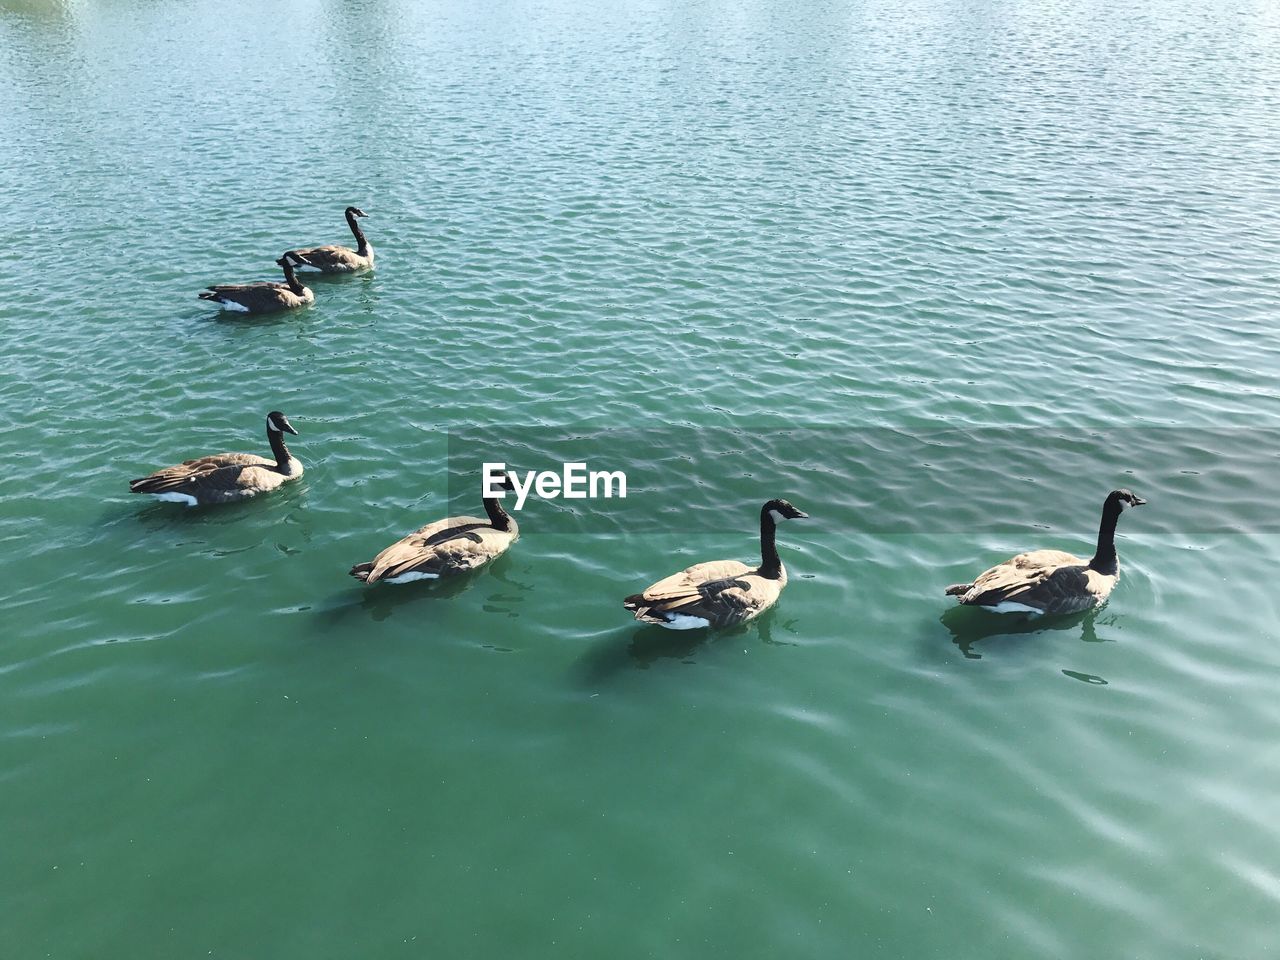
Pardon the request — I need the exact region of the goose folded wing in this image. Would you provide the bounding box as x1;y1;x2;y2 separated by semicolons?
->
204;282;284;296
131;454;270;490
369;519;496;580
636;560;754;613
965;552;1093;607
130;458;275;496
698;575;772;617
293;245;363;269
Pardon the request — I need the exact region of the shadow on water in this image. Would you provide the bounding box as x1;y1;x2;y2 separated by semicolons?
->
316;576;476;625
939;604;1108;661
309;553;533;627
197;305;317;328
573;610;793;685
474;558;536;620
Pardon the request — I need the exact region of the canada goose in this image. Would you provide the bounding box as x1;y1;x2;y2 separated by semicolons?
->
349;476;519;584
623;499;808;630
129;411;303;506
198;252;315;313
291;206;374;273
945;488;1147;615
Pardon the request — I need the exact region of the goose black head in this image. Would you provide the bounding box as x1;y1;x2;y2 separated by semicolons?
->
279;251;311;267
763;498;808;522
267;411;298;435
346;206;369;219
1109;488;1147;510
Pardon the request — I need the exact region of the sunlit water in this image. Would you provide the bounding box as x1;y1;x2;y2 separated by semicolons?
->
3;0;1280;956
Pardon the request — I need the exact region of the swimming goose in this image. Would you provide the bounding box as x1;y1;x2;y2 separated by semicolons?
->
129;411;303;506
291;206;374;273
945;488;1147;615
349;477;519;584
624;499;808;630
198;252;315;313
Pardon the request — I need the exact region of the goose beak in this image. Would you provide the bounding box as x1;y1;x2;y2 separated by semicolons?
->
794;509;810;519
1132;496;1147;506
282;421;299;435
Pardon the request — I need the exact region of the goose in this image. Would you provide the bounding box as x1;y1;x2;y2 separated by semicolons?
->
349;476;519;584
623;499;808;630
198;252;315;313
129;411;303;506
945;488;1147;615
291;206;374;273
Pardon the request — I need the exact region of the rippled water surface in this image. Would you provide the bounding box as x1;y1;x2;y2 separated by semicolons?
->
3;0;1280;956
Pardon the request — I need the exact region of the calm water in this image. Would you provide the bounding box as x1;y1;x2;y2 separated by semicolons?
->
3;0;1280;956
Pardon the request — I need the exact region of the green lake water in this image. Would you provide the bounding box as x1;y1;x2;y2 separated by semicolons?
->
3;0;1280;956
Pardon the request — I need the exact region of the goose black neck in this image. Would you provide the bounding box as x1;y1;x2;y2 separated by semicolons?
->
267;428;292;471
280;260;304;295
759;508;783;580
1089;497;1123;573
346;211;368;256
483;494;514;532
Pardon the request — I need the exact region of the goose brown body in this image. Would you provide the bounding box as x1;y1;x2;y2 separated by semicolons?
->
350;479;518;584
945;549;1118;615
945;489;1147;615
623;499;808;630
198;253;314;313
625;559;788;629
129;412;303;506
292;206;374;273
350;516;517;584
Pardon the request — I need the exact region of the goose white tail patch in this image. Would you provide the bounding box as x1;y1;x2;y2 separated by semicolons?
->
294;263;322;272
151;492;199;506
986;601;1045;615
215;299;249;313
383;571;440;584
659;613;712;630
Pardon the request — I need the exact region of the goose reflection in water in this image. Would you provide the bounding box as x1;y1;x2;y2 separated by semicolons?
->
940;604;1114;661
573;608;798;688
314;552;531;626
